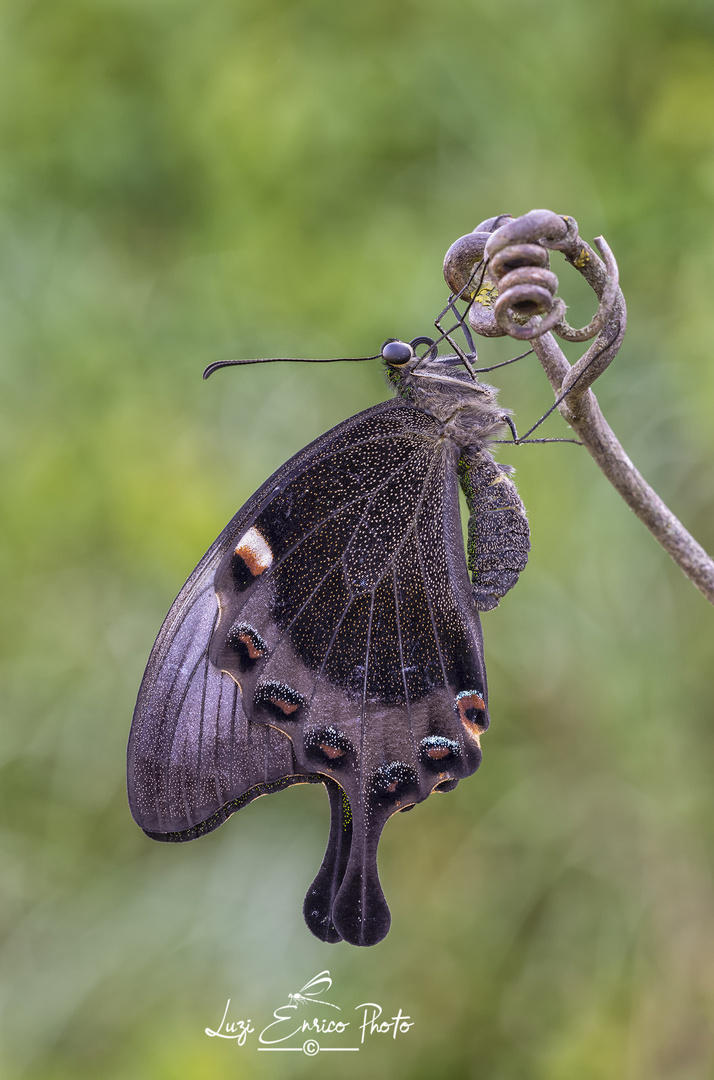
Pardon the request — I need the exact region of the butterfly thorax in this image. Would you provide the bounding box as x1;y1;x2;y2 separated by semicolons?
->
386;353;508;451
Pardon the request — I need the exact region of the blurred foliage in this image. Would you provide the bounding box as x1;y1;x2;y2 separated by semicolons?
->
1;0;714;1077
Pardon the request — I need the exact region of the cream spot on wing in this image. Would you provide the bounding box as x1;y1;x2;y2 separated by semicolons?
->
234;526;273;576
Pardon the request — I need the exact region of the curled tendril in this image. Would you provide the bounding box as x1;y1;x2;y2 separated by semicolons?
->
443;209;714;607
553;236;619;342
444;210;620;345
484;215;566;340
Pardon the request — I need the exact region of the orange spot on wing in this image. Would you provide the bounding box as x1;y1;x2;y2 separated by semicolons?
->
237;633;263;659
457;693;485;717
456;691;487;739
320;744;345;759
270;697;299;715
460;718;482;741
425;746;450;760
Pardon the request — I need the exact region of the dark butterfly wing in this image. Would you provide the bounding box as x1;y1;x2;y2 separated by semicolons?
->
129;410;447;940
129;532;358;941
128;540;311;838
303;779;353;943
129;403;415;831
209;399;489;945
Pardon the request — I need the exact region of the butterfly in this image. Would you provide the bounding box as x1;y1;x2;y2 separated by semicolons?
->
128;258;531;947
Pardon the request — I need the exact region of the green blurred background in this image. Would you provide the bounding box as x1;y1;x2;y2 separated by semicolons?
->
2;0;714;1077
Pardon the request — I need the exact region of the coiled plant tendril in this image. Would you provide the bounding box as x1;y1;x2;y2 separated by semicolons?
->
444;209;619;344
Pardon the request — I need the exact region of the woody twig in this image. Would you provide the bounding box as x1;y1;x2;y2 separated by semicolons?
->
443;209;714;605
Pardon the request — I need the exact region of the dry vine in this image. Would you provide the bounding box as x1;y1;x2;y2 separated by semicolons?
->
443;208;714;605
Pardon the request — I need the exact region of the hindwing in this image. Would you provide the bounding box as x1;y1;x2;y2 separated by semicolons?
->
128;540;312;838
128;516;356;941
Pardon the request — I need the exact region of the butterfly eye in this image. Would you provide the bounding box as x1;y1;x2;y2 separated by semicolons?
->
381;339;414;366
419;735;461;769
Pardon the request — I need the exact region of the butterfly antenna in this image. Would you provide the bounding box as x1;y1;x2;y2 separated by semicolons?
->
407;268;481;374
203;353;381;379
471;347;535;374
433;290;478;356
516;330;618;442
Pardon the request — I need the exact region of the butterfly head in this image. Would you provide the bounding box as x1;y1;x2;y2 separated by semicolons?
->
381;337;475;376
381;336;493;398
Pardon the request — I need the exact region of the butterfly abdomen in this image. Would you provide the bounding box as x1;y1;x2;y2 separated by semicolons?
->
458;451;530;611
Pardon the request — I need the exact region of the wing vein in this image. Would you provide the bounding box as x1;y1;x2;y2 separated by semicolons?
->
165;608;220;807
415;469;451;691
391;564;415;750
256;442;430;586
359;589;377;924
276;447;441;643
212;672;225;808
229;677;239;785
